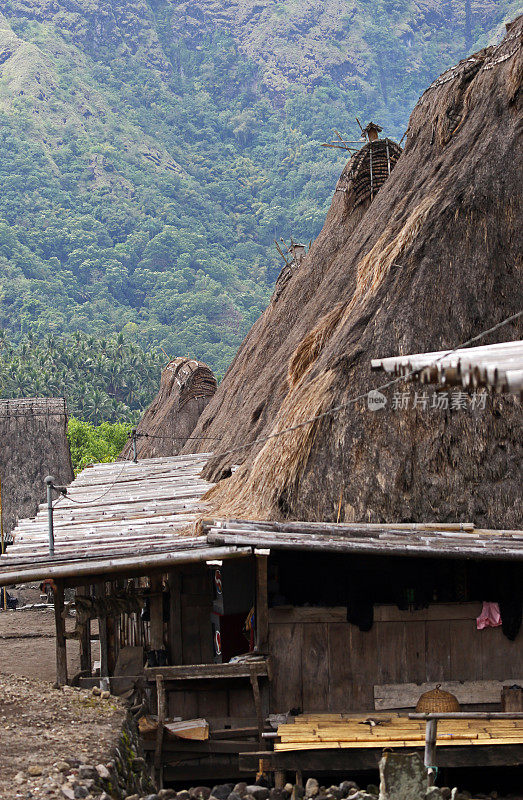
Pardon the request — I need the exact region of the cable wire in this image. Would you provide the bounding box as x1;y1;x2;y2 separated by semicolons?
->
209;309;523;459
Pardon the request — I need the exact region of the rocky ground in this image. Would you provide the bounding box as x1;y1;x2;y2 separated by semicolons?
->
0;673;124;799
124;777;523;800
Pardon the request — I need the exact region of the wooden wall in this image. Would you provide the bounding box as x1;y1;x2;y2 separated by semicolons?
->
268;603;523;713
166;564;256;722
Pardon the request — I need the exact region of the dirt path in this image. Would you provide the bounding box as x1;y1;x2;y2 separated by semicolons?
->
0;608;80;682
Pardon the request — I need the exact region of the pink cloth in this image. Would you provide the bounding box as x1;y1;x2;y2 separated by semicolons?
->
476;601;502;630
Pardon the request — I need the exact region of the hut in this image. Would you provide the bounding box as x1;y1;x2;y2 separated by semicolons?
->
0;397;73;542
122;358;217;459
1;447;522;785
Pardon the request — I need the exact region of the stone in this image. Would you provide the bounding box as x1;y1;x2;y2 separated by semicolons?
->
142;795;160;800
211;785;235;800
191;788;211;800
125;796;139;800
131;757;147;772
284;786;293;797
246;788;269;800
292;787;304;800
74;787;89;799
79;766;97;781
91;686;101;696
177;793;191;800
14;772;25;785
327;788;342;800
270;790;286;800
95;765;110;780
159;791;177;799
100;690;111;700
228;793;243;800
234;784;248;798
56;762;71;773
425;791;444;800
61;789;76;800
28;766;43;777
305;780;319;799
339;784;358;799
366;787;378;798
440;791;451;800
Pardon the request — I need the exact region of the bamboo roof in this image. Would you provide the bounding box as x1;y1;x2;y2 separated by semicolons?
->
204;519;523;561
371;340;523;396
0;453;250;586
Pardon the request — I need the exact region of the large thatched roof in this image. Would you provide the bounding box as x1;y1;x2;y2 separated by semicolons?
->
124;358;217;459
185;18;523;529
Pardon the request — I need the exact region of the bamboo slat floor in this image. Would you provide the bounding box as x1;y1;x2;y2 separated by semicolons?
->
274;713;523;751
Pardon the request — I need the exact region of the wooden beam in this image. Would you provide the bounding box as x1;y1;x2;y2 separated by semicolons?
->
168;570;183;665
54;580;68;687
256;555;268;651
250;667;264;747
145;662;269;681
239;744;523;772
150;575;164;651
96;583;109;679
154;674;166;789
77;586;91;674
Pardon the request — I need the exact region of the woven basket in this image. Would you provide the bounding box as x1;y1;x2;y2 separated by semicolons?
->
415;684;460;713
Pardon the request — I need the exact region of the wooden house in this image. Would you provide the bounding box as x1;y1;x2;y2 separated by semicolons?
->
1;448;522;784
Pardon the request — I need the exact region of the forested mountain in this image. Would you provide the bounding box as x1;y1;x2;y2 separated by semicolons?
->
0;0;518;377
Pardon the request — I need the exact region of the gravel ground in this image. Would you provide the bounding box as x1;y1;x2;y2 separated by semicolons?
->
0;673;124;799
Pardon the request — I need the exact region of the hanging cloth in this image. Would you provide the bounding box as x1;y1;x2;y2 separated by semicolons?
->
476;601;502;630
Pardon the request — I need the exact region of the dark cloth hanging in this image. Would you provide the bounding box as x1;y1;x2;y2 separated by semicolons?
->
346;595;374;632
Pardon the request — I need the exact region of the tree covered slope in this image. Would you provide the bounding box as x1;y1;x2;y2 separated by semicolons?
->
0;0;518;375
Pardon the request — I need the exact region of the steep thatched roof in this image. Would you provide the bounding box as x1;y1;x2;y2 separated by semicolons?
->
0;398;73;537
184;17;523;530
123;358;217;459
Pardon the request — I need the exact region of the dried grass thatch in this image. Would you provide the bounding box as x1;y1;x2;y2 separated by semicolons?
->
190;18;523;528
124;358;217;459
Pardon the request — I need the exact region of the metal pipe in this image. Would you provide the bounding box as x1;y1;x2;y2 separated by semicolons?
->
0;546;252;587
45;475;55;557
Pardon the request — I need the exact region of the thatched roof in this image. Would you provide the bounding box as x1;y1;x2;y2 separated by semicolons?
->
184;17;523;529
123;357;217;459
0;397;73;537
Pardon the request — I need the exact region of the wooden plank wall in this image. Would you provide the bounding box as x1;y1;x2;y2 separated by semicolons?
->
268;603;523;713
167;564;255;721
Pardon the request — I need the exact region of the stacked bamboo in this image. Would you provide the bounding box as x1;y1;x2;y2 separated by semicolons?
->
274;713;523;751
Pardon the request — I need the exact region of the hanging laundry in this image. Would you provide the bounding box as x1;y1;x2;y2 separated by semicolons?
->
476;601;502;630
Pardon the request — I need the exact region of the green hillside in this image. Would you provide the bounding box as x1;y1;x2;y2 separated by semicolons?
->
0;0;517;380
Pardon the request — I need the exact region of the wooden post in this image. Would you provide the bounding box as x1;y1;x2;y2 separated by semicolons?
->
255;555;268;651
54;580;68;687
424;718;438;787
168;571;183;665
154;674;166;789
250;666;265;747
275;770;286;789
96;583;109;679
77;586;91;675
150;575;164;652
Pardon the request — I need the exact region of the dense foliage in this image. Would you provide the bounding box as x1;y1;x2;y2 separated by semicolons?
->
0;331;163;423
0;1;515;377
67;418;133;473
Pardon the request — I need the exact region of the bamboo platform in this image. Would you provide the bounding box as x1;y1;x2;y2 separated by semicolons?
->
274;713;523;751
